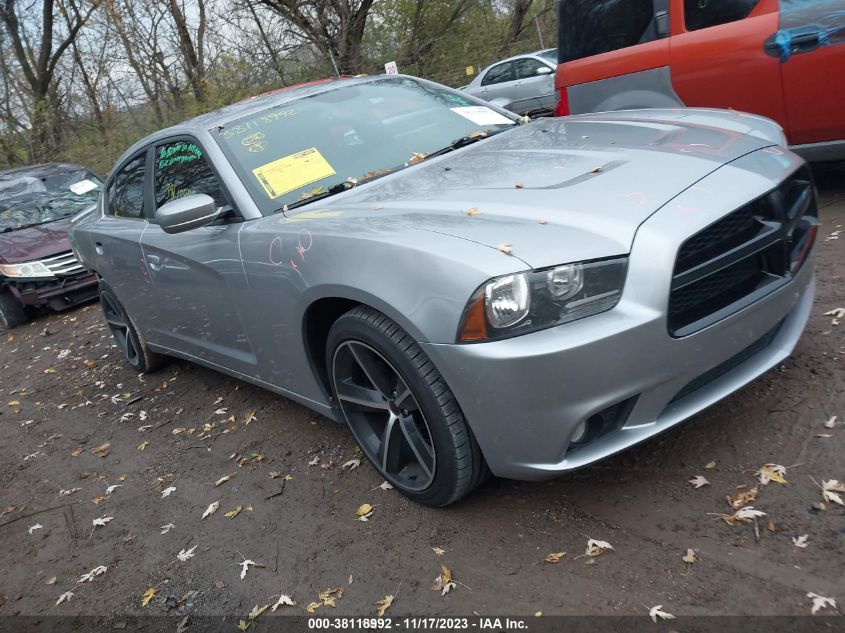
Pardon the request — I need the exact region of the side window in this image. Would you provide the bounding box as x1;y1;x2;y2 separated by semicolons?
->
515;58;550;80
684;0;759;31
107;154;146;219
481;61;515;86
558;0;655;63
154;140;226;210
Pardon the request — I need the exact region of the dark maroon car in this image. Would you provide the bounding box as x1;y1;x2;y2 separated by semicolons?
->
0;163;101;329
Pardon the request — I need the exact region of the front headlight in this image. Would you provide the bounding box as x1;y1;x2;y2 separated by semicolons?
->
0;261;55;279
458;257;627;342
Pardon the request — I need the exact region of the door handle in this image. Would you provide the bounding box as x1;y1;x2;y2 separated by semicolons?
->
764;29;823;62
95;242;103;255
146;254;162;272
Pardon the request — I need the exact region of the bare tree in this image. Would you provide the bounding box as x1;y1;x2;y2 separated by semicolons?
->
167;0;207;103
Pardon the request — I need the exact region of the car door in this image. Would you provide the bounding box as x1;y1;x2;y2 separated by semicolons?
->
477;61;518;107
773;0;845;145
91;151;151;321
139;136;257;375
513;57;556;113
670;0;788;133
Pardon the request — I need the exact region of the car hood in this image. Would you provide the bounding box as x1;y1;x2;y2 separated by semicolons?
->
0;216;73;263
286;111;778;269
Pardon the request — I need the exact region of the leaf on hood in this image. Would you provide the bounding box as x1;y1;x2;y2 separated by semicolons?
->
682;549;696;565
92;516;113;527
465;208;480;216
161;486;176;498
727;487;758;509
202;501;220;519
496;243;513;255
807;592;837;615
55;590;74;606
248;604;270;620
342;459;361;471
431;564;457;596
224;505;243;519
822;479;845;506
648;605;676;623
376;594;395;617
544;551;566;564
177;545;197;562
585;538;614;557
78;566;107;583
141;587;157;607
514;182;524;189
757;463;787;485
271;594;296;611
793;534;809;548
688;475;709;488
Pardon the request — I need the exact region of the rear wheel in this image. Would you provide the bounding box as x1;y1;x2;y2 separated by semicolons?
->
328;306;487;507
99;284;166;373
0;289;29;329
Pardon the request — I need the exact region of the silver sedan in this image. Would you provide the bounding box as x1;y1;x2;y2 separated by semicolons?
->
70;75;817;506
462;49;558;115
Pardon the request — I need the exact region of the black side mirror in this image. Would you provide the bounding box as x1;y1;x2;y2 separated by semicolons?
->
155;194;220;234
655;11;670;38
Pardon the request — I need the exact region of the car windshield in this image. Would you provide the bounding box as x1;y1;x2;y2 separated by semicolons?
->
0;169;102;232
215;77;517;213
537;49;558;63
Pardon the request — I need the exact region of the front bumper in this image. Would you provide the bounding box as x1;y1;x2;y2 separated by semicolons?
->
6;271;98;311
421;150;816;480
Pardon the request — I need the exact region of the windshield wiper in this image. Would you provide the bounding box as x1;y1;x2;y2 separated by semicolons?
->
282;181;356;213
424;129;505;161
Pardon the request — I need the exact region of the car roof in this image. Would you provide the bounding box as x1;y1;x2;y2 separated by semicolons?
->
0;162;88;181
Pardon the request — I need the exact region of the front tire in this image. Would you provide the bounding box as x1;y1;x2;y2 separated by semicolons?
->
99;284;166;373
0;289;29;329
327;306;487;507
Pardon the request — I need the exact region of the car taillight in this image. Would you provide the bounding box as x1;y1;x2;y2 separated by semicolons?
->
553;87;570;117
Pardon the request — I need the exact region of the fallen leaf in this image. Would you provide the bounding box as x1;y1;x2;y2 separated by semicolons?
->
91;495;107;505
793;534;809;548
585;538;614;557
342;459;361;471
70;447;84;457
727;487;758;509
55;590;74;605
78;566;107;583
432;546;446;556
105;484;122;495
59;488;81;496
243;410;257;424
715;506;766;525
682;549;696;565
161;486;176;498
431;565;457;596
224;505;243;519
377;481;393;491
648;605;676;623
496;243;513;255
376;594;394;617
239;559;264;580
807;592;836;615
308;456;321;466
215;473;235;486
824;415;837;429
688;475;709;488
92;516;113;527
544;551;566;563
306;602;322;614
160;523;175;534
92;442;110;457
271;594;296;611
822;479;845;505
356;503;374;517
236;620;250;631
141;587;157;607
757;463;787;485
202;501;220;519
46;576;57;585
137;440;149;451
248;604;270;620
177;545;197;562
705;461;716;469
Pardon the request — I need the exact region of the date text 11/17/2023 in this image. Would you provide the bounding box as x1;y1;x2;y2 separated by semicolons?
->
307;617;529;630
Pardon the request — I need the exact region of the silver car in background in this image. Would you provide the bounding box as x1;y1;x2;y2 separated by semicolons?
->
70;75;817;506
462;49;558;116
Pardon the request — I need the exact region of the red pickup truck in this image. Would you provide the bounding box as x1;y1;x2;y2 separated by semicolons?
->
554;0;845;161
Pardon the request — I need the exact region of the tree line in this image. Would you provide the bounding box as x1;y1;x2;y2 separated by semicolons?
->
0;0;557;175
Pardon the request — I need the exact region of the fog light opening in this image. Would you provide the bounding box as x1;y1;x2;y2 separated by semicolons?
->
570;420;588;444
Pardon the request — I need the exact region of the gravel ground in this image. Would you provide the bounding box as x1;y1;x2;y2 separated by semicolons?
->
0;163;843;624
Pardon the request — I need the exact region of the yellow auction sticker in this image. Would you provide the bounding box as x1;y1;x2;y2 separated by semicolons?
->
252;147;337;199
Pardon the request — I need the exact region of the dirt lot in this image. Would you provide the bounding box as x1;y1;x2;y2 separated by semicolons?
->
0;164;843;625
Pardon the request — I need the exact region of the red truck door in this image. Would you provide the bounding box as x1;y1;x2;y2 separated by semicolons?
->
669;0;789;135
770;1;845;145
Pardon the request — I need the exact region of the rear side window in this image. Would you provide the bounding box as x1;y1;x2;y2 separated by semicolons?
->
481;61;515;86
107;154;146;219
154;140;226;210
558;0;655;63
515;58;550;80
684;0;759;31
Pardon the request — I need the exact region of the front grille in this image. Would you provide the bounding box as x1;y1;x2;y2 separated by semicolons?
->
668;166;817;337
668;319;784;405
39;251;86;277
